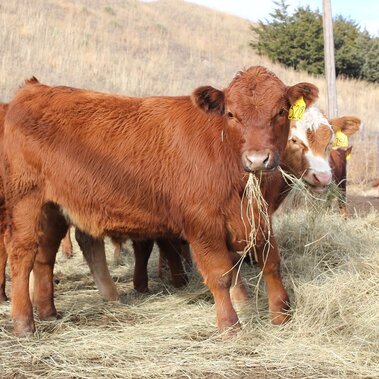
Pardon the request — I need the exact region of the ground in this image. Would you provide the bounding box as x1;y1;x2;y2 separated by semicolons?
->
0;186;378;378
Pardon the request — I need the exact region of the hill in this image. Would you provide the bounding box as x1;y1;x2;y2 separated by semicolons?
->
0;0;377;180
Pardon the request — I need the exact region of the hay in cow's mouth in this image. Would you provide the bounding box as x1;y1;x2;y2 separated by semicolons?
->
278;167;346;211
233;173;272;294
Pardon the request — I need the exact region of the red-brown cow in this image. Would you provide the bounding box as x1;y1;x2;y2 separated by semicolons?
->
48;110;362;317
3;67;318;336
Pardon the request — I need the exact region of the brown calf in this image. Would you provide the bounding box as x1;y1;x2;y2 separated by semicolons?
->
3;67;318;336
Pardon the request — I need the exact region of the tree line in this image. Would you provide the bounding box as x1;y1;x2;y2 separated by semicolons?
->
251;0;378;82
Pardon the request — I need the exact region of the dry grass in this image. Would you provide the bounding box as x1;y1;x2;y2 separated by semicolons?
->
1;204;378;378
0;0;378;182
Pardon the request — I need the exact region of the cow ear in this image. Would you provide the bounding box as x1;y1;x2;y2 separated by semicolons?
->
329;116;362;136
192;86;225;115
287;83;319;108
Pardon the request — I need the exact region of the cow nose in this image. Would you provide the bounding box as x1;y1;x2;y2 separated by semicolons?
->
313;171;332;186
242;150;278;172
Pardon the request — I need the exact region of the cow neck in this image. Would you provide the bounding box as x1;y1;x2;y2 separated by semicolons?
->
186;103;245;192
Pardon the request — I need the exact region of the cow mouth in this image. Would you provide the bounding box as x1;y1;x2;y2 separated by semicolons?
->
308;183;328;193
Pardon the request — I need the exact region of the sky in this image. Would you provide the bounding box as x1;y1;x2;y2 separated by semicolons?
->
185;0;379;36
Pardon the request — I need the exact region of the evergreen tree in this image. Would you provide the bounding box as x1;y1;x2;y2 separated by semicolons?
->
362;37;379;82
250;1;378;82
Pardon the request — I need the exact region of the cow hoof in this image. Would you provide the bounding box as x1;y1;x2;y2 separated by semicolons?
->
38;309;58;321
101;289;119;302
219;321;241;339
14;319;36;337
218;311;241;333
134;285;149;293
98;284;119;302
271;312;291;325
171;274;188;288
270;302;291;325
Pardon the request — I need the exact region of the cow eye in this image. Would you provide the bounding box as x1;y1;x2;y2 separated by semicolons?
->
227;111;233;118
279;108;287;116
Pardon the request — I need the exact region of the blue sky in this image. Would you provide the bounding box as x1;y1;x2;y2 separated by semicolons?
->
185;0;379;36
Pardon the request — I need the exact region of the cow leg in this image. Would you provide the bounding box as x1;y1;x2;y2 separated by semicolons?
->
6;195;43;336
338;185;348;218
229;251;249;305
132;239;154;293
32;203;68;320
0;233;7;302
0;247;7;302
256;230;290;325
0;192;8;302
156;238;188;288
112;238;123;266
190;239;240;333
61;227;73;258
75;229;119;301
180;241;193;272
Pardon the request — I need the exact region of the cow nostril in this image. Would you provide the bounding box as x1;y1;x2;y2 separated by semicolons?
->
263;154;270;166
313;173;320;183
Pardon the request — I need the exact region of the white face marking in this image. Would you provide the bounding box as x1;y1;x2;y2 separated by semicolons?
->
288;106;334;188
289;106;334;146
304;150;332;173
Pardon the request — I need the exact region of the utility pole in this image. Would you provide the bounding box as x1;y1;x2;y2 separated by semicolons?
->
322;0;338;117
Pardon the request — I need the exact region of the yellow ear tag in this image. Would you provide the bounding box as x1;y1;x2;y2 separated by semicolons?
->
346;153;351;160
332;130;349;148
288;96;306;120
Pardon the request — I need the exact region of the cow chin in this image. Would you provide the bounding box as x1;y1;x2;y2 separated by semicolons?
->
308;184;328;193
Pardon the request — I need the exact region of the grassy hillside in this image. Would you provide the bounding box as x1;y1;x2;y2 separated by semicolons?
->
1;0;377;183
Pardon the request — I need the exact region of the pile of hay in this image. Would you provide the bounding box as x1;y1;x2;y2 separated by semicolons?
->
0;203;378;378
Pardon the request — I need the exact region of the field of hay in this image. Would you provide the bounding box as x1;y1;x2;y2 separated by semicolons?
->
0;0;378;378
1;201;378;378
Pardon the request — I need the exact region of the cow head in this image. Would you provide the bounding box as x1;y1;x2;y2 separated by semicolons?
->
329;116;361;180
283;112;361;192
192;66;318;172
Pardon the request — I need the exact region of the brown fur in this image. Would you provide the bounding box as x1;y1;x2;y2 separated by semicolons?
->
329;147;353;217
307;125;334;157
2;67;318;335
0;103;8;302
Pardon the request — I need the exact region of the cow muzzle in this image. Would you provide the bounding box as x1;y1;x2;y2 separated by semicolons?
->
242;149;279;172
305;170;332;192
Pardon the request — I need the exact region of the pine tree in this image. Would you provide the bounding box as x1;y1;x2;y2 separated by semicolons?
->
250;0;378;82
